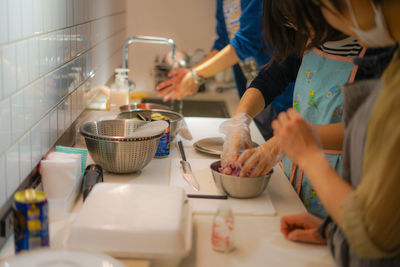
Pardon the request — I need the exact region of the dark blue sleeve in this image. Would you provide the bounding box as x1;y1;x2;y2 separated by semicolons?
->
230;0;270;65
248;54;302;108
212;0;229;51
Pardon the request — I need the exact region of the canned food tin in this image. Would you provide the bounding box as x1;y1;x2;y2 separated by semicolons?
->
13;189;49;254
154;120;170;158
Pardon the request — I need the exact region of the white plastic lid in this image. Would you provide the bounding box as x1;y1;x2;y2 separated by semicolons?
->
115;68;130;74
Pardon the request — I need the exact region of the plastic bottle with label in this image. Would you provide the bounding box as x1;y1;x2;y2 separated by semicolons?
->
211;204;234;252
110;68;129;108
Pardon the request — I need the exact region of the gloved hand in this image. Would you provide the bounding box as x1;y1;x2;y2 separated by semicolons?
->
156;68;200;101
236;136;283;177
219;113;253;174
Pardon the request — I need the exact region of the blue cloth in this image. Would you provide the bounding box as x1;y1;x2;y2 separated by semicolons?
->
213;0;278;100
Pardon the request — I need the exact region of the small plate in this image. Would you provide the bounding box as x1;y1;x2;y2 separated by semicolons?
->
193;137;224;156
193;137;258;156
0;249;125;267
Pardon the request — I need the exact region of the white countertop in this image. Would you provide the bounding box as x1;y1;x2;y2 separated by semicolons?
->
0;116;335;267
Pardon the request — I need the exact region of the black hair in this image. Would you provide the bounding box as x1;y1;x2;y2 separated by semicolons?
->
262;0;346;62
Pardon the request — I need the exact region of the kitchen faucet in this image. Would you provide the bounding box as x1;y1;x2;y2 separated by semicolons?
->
122;35;176;70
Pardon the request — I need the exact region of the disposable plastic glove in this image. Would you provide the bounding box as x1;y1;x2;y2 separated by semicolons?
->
236;136;283;177
219;113;253;174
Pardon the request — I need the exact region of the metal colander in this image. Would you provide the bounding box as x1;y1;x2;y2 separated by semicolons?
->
80;119;163;173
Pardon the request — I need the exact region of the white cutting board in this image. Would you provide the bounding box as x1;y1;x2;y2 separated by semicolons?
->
170;158;276;216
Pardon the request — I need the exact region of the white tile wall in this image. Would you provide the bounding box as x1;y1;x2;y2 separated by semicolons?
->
6;144;20;198
19;133;32;181
0;0;8;44
2;44;17;97
11;90;24;142
0;98;11;153
8;0;22;42
0;0;126;207
0;153;5;205
21;0;33;38
16;40;29;89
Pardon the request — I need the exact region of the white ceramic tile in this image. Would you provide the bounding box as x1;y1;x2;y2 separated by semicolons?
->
84;23;91;50
23;83;35;131
73;0;80;25
39;35;50;75
71;26;77;58
0;98;11;154
0;153;6;206
57;30;64;67
19;133;31;181
21;0;33;38
43;75;52;111
8;0;22;41
44;75;55;111
11;90;24;142
82;0;89;23
40;115;50;156
52;70;62;102
66;0;73;27
16;40;29;89
30;123;42;168
49;33;57;70
6;143;20;198
64;95;72;128
58;0;67;29
2;44;17;97
28;37;40;83
0;0;8;44
63;28;71;62
42;0;52;33
88;0;95;20
34;79;46;120
49;108;58;147
57;103;65;137
71;89;77;121
76;24;84;54
32;0;43;34
0;48;3;100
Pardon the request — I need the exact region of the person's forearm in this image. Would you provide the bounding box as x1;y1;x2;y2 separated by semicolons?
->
315;123;344;151
300;151;354;227
234;88;266;118
193;44;240;78
192;49;219;68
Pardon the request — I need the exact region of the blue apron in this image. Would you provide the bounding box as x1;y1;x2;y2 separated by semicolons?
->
281;47;366;218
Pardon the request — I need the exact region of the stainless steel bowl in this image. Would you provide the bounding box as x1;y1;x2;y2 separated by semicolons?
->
210;161;273;199
80;119;163;173
119;103;170;112
117;109;183;140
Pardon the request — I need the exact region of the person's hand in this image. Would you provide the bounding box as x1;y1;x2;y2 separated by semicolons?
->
219;113;253;174
271;108;322;167
280;212;326;245
236;137;282;177
155;68;200;101
156;68;188;101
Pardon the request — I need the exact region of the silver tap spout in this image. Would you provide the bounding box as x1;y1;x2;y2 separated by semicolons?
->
122;35;176;70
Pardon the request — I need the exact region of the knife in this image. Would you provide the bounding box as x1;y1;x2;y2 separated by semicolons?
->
177;140;200;191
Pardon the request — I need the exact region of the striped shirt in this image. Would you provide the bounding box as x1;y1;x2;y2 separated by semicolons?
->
320;37;363;57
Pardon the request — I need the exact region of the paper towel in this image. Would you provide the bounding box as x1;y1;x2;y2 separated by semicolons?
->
41;152;81;199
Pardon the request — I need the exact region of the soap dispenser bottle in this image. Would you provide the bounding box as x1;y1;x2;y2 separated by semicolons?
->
110;68;129;108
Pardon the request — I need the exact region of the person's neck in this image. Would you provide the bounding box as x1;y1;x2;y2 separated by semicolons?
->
382;1;400;44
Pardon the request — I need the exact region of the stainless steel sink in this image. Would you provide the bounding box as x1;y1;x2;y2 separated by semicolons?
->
142;98;230;118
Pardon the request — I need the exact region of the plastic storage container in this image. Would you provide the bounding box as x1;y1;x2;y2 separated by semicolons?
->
67;183;192;267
